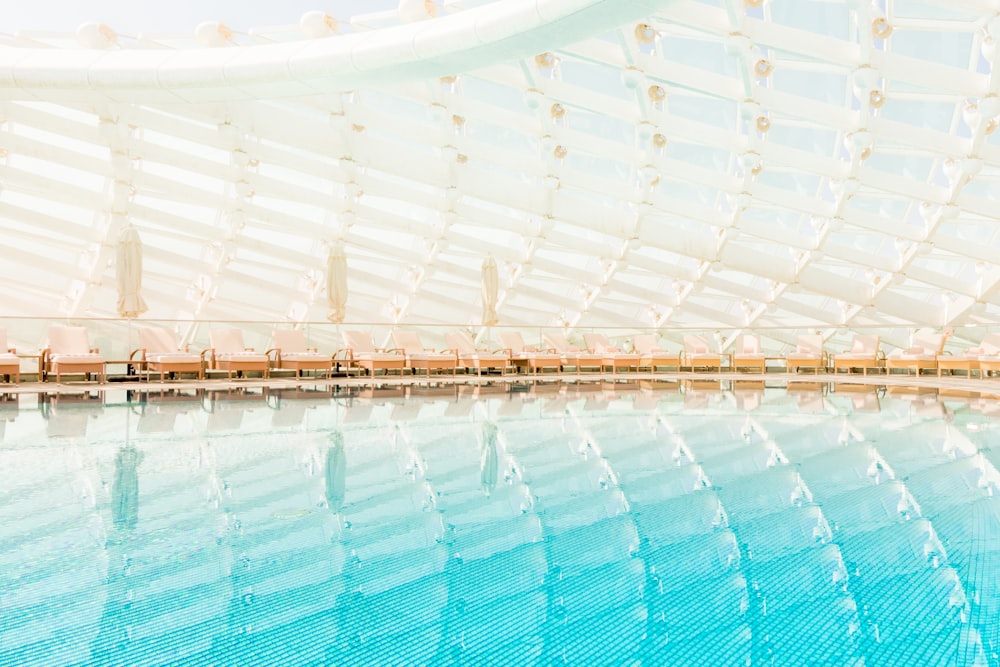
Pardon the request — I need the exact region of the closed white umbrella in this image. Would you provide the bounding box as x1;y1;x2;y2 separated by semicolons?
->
327;243;348;323
116;225;148;318
481;255;499;326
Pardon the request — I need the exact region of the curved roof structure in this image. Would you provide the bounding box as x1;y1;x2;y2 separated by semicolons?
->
0;0;998;342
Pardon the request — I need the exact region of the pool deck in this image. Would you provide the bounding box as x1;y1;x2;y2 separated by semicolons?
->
2;368;999;400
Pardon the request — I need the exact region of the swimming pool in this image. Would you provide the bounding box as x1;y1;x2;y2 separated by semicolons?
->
2;380;999;665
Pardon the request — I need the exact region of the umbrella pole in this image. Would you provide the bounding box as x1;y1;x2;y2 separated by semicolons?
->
126;317;133;378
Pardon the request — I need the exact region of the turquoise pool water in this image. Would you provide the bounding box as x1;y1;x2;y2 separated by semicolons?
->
2;380;999;666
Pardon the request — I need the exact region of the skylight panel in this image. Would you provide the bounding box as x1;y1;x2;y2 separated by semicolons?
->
560;60;635;102
879;99;957;132
2;181;98;224
564;151;631;182
771;69;847;106
766;124;837;157
141;127;230;163
664;141;731;172
754;169;822;197
12;121;107;162
658;179;722;207
961;180;999;201
141;159;226;195
660;37;737;76
769;0;850;40
465;118;535;153
565;108;634;145
892;0;982;20
363;90;431;122
864;152;934;182
459;75;533;114
131;196;216;228
892;29;974;70
666;94;736;132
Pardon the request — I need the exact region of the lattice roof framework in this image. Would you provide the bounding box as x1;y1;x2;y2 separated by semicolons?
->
0;0;997;345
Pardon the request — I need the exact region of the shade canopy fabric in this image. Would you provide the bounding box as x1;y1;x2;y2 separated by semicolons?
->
326;244;348;324
481;255;499;327
115;225;148;319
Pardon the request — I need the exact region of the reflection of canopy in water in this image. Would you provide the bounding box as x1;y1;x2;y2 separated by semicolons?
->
8;385;1000;665
480;422;499;494
112;446;143;530
326;432;347;513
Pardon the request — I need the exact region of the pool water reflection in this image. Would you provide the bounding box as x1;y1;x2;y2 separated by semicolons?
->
1;380;999;665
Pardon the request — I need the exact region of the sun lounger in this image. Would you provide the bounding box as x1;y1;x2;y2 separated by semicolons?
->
392;330;457;376
339;330;406;376
268;329;334;378
207;329;269;380
445;331;509;376
42;325;106;383
134;326;204;381
0;328;19;384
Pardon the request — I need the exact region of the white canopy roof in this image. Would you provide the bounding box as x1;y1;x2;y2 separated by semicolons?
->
0;0;998;338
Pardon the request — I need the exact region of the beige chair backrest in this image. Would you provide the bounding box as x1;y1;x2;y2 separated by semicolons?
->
498;332;526;354
583;333;614;353
139;327;179;353
273;329;308;353
342;331;375;355
980;332;1000;355
796;335;823;355
632;334;658;354
445;331;476;355
543;332;571;353
738;335;761;354
912;332;944;354
392;331;424;354
210;329;247;354
683;335;710;354
49;326;91;354
850;335;879;353
0;327;8;352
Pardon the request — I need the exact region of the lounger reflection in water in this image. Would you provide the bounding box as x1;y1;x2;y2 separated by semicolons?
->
0;327;20;384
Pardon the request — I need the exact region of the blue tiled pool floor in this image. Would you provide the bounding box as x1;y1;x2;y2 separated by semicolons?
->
1;383;999;665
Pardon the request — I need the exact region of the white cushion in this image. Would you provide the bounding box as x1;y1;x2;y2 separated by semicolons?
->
354;352;403;362
216;352;267;362
460;352;508;362
147;352;201;363
279;351;329;361
51;353;105;364
406;352;454;361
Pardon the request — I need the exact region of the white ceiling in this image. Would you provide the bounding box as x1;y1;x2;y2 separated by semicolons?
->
0;0;998;349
